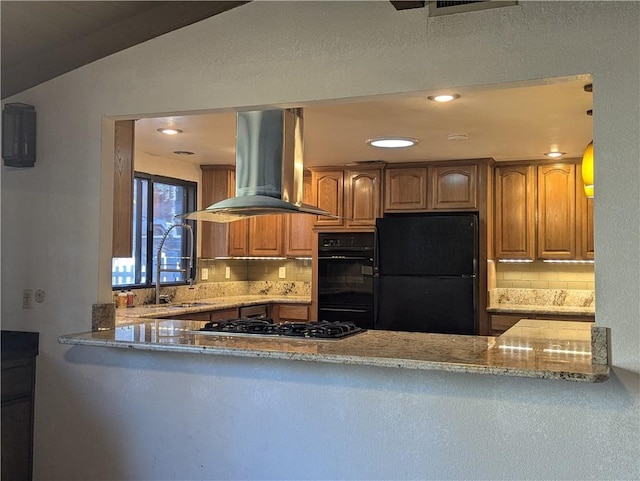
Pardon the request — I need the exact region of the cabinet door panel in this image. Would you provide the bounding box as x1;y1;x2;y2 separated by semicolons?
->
200;166;233;259
346;169;381;226
537;164;576;259
313;170;344;226
576;169;595;260
430;164;477;209
494;165;536;259
384;167;428;211
228;220;248;256
249;215;283;256
211;308;238;320
285;174;314;256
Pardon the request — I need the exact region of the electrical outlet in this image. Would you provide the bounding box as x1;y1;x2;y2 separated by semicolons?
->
279;267;286;279
201;268;209;281
22;289;33;309
225;266;231;279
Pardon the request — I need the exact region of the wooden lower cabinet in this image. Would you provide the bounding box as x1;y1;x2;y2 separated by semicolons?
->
489;313;594;335
271;304;309;323
210;308;240;321
161;307;239;322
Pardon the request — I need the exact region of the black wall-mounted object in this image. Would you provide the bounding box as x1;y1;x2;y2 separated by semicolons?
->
2;103;36;168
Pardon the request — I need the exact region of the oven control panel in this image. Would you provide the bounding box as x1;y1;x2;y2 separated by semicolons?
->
319;232;374;251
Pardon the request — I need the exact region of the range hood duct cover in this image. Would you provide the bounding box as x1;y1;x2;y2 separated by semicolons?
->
181;108;335;223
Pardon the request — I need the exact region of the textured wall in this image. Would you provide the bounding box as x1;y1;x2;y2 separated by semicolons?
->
1;1;638;479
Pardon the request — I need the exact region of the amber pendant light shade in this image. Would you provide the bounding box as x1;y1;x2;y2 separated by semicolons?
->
582;141;594;198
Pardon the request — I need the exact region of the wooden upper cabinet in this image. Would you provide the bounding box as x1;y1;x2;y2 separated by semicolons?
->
537;163;576;259
345;168;381;226
200;166;248;257
429;164;477;209
384;166;428;211
228;220;248;256
249;215;283;256
226;170;249;256
312;169;344;226
112;120;134;258
494;165;536;260
201;165;231;258
576;169;595;260
285;174;314;256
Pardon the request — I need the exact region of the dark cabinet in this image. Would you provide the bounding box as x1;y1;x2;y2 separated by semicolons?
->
2;331;39;481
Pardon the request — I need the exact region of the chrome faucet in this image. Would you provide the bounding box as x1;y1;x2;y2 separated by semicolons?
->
155;223;195;305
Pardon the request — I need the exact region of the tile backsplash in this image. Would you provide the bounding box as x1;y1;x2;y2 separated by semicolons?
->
197;258;312;283
495;261;595;290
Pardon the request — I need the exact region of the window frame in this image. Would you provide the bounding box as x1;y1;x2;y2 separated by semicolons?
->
112;172;197;290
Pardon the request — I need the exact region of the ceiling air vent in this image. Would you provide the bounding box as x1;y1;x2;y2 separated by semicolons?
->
428;0;517;16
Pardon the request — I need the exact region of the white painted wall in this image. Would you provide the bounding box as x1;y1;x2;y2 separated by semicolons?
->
2;2;638;479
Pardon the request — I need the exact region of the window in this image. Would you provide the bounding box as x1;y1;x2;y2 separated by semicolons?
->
112;173;197;288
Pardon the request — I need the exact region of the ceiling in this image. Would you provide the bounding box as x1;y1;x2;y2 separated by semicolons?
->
0;1;249;99
135;77;594;167
1;1;593;167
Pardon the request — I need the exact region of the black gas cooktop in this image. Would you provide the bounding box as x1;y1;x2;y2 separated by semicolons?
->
198;318;364;340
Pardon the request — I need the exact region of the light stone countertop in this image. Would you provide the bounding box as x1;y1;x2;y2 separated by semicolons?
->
487;288;595;317
59;318;610;383
116;295;311;323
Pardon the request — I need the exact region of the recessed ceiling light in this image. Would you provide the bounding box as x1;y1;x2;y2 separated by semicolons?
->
366;137;418;148
545;151;566;159
427;94;461;103
173;150;194;156
157;128;183;135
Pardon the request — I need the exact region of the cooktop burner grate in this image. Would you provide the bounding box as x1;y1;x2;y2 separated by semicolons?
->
198;318;364;339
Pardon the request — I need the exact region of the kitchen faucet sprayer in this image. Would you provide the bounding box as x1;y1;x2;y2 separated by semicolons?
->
155;223;195;305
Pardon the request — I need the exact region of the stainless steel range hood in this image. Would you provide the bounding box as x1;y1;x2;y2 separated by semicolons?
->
181;108;335;223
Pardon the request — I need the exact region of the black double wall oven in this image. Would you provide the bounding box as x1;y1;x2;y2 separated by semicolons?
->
317;232;375;329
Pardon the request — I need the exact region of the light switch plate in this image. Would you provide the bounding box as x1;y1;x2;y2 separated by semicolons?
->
225;266;231;279
279;267;286;279
201;268;209;281
22;289;33;309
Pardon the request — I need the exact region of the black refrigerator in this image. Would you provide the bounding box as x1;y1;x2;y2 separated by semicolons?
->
374;212;478;335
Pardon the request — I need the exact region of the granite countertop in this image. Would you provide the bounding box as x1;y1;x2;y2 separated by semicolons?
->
487;288;595;317
117;295;311;322
59;319;610;383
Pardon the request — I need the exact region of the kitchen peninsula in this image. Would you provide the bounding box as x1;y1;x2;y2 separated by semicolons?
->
60;315;610;383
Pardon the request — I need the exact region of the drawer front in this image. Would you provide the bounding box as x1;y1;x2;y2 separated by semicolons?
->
239;304;269;318
490;315;524;333
210;308;238;321
1;360;35;401
170;311;212;321
278;305;309;321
